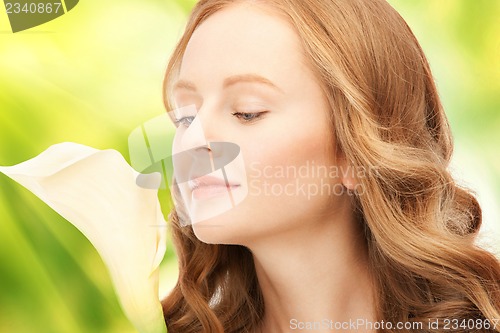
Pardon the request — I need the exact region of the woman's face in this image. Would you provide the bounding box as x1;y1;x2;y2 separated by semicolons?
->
171;3;351;245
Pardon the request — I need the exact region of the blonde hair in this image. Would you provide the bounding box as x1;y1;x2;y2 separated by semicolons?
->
161;0;500;332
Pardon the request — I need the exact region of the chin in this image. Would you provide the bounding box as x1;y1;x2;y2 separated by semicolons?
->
192;220;240;245
190;206;256;245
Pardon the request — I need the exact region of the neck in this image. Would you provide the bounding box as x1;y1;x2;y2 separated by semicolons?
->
246;202;377;333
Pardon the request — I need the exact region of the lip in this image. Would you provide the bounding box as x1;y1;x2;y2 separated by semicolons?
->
188;175;240;200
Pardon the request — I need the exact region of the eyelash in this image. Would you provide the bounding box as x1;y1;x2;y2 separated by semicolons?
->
231;111;268;123
173;111;268;127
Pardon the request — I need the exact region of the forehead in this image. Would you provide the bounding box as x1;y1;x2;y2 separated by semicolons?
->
179;3;306;88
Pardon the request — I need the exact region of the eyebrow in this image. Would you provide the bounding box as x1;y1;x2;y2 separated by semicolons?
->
173;73;283;93
173;80;197;92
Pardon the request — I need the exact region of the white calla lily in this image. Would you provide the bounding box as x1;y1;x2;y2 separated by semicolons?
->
0;142;168;333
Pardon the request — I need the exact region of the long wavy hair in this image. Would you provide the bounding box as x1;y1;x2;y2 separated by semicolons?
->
161;0;500;332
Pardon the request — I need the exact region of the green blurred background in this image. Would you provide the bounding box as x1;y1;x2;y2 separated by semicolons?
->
0;0;498;332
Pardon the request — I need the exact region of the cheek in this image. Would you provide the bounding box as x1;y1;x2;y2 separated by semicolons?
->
246;119;334;182
243;116;340;211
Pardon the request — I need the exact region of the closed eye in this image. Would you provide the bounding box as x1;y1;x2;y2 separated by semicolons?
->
231;111;268;123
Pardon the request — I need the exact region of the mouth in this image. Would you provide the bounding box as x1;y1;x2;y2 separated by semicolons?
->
188;175;240;200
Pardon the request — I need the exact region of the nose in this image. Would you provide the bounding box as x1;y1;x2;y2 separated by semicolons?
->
181;110;238;163
179;113;208;151
173;106;219;181
178;101;231;151
172;106;241;183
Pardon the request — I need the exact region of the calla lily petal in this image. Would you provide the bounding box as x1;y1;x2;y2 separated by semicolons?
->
0;142;168;333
